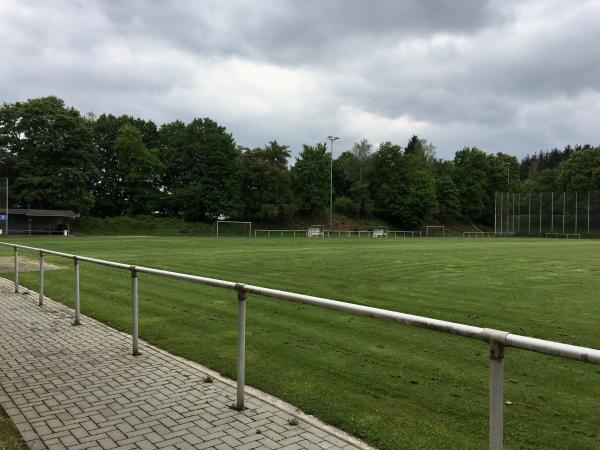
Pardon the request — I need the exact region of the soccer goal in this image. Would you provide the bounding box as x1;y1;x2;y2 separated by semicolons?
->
372;226;388;238
307;225;325;238
423;225;445;237
213;221;252;238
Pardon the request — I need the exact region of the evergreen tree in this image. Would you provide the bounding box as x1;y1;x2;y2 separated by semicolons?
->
292;143;330;215
241;141;296;221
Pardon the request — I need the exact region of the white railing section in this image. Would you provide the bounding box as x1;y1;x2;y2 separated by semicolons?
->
326;230;372;237
388;230;421;238
254;229;422;238
1;242;600;450
545;233;581;239
254;229;308;237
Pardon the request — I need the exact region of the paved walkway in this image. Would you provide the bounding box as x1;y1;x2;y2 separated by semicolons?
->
0;278;370;450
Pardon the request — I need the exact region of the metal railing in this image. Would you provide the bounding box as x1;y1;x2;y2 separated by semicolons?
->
1;241;600;450
388;230;421;238
463;232;497;238
254;229;308;237
254;229;422;238
326;230;372;237
545;232;581;239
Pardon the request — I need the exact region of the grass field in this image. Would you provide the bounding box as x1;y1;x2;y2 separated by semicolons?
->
2;236;600;449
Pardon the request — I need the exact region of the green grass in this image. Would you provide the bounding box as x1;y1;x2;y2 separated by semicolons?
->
3;236;600;449
0;407;26;450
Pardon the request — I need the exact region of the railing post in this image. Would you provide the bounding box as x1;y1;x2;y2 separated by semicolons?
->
489;340;505;450
38;251;44;306
131;268;140;356
73;257;80;325
13;247;19;293
236;284;246;410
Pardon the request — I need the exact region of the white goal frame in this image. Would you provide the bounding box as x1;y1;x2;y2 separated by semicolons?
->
214;220;252;238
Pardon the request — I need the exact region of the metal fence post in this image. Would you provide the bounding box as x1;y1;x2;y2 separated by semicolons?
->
131;268;139;356
236;284;246;410
73;257;80;325
13;247;19;293
38;251;44;306
489;340;505;450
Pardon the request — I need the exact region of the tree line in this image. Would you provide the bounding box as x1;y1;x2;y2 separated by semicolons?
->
0;96;598;227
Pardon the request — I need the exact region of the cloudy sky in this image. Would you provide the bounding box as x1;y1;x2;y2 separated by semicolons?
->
1;0;599;159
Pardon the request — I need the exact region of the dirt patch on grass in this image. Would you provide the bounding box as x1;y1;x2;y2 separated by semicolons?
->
0;256;66;273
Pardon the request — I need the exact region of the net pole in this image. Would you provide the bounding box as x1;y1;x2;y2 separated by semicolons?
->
494;192;497;234
506;192;510;234
575;192;578;233
512;193;515;234
588;191;591;234
528;193;531;235
518;193;521;234
551;192;554;232
5;178;8;236
500;193;503;233
539;193;542;236
562;192;566;233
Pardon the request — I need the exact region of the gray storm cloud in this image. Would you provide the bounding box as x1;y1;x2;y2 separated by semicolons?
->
0;0;599;158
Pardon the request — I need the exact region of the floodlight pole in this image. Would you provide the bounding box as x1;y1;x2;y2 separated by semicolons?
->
327;136;339;230
5;178;8;236
506;162;511;188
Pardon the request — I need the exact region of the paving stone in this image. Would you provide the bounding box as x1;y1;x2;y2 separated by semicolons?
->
0;278;369;449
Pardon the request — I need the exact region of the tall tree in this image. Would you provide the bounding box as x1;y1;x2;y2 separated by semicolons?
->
112;124;163;215
350;138;372;183
292;143;330;215
557;147;600;191
92;113;160;216
405;135;437;167
241;141;296;221
157;120;187;215
333;148;373;217
435;161;461;219
0;96;97;212
370;142;437;226
168;118;241;220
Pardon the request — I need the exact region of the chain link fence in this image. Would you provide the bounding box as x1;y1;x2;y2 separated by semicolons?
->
495;191;600;236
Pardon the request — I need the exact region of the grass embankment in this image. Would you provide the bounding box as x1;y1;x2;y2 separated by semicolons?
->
72;214;484;237
72;216;212;236
2;236;599;449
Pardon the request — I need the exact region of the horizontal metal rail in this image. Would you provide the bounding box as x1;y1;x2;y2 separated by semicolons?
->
254;229;423;239
464;232;496;238
388;230;421;238
254;229;308;238
545;232;581;239
1;241;600;450
326;230;372;237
